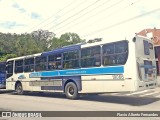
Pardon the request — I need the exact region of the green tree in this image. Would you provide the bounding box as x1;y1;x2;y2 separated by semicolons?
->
15;34;41;56
0;33;17;54
0;54;17;62
50;32;85;50
0;31;84;62
60;32;85;44
31;29;55;51
50;37;69;50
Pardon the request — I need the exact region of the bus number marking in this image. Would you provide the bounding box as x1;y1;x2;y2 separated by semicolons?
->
112;75;124;80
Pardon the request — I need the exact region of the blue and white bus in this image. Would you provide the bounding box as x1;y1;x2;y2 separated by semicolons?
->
6;35;157;99
0;62;6;89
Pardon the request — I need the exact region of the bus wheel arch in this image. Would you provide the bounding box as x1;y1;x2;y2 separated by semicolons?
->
15;81;23;95
64;80;79;99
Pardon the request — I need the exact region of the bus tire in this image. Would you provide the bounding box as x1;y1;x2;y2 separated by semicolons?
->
15;83;23;95
65;82;78;100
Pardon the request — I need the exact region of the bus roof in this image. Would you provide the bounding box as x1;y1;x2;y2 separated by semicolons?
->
42;43;85;56
7;53;41;61
41;39;129;56
82;39;128;48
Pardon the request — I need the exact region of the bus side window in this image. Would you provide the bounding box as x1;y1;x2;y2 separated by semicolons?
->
81;46;101;67
48;54;62;70
6;61;13;78
24;58;34;72
103;43;114;55
15;59;23;73
115;41;128;65
35;56;47;71
103;41;128;66
103;43;115;65
63;50;79;69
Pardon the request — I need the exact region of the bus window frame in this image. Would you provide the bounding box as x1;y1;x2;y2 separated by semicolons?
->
81;45;101;68
48;53;62;70
6;60;14;78
63;50;80;69
35;56;47;71
24;58;35;72
15;59;24;73
102;40;128;66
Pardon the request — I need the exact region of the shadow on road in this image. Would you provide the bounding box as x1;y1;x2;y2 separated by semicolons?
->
11;92;67;99
4;91;160;106
0;89;12;94
81;94;160;106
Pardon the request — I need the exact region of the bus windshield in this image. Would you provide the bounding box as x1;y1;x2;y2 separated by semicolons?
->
0;62;6;89
0;63;6;72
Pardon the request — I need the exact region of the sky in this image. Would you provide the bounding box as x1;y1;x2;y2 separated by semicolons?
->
0;0;160;41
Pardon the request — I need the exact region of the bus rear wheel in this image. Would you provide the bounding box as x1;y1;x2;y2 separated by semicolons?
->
15;83;23;95
65;82;78;99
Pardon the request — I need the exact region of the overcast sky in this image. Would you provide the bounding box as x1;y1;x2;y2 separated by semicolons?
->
0;0;160;41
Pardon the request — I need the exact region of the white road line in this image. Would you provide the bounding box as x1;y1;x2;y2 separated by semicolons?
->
106;89;160;97
138;91;160;97
109;93;122;95
125;90;150;96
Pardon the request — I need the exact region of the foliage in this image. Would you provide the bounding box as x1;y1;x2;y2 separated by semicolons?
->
31;29;55;51
0;30;84;62
60;32;85;44
0;54;17;62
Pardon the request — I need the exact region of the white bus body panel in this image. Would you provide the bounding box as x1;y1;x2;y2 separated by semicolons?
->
6;36;157;94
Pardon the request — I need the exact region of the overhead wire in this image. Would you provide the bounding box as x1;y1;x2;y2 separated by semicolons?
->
40;0;87;30
55;0;126;34
47;0;101;31
27;0;78;32
52;0;111;31
81;7;160;38
70;0;141;34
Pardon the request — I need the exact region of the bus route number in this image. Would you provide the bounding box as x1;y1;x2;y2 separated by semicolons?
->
112;75;124;80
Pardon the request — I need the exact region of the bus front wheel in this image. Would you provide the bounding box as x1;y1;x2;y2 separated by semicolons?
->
15;83;23;95
65;82;78;99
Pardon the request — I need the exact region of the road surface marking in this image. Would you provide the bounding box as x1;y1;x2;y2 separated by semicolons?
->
138;91;160;97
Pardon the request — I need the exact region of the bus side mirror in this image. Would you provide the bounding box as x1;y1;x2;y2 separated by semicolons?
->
132;37;136;42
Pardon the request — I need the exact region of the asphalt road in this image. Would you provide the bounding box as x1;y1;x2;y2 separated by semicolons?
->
0;87;160;120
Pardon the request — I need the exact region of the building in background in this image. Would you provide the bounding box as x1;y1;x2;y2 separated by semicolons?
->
137;27;160;77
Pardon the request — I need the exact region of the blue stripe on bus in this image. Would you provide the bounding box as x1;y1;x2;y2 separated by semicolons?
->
29;66;124;78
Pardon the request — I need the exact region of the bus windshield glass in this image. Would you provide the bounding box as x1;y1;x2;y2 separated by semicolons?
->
0;63;5;72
